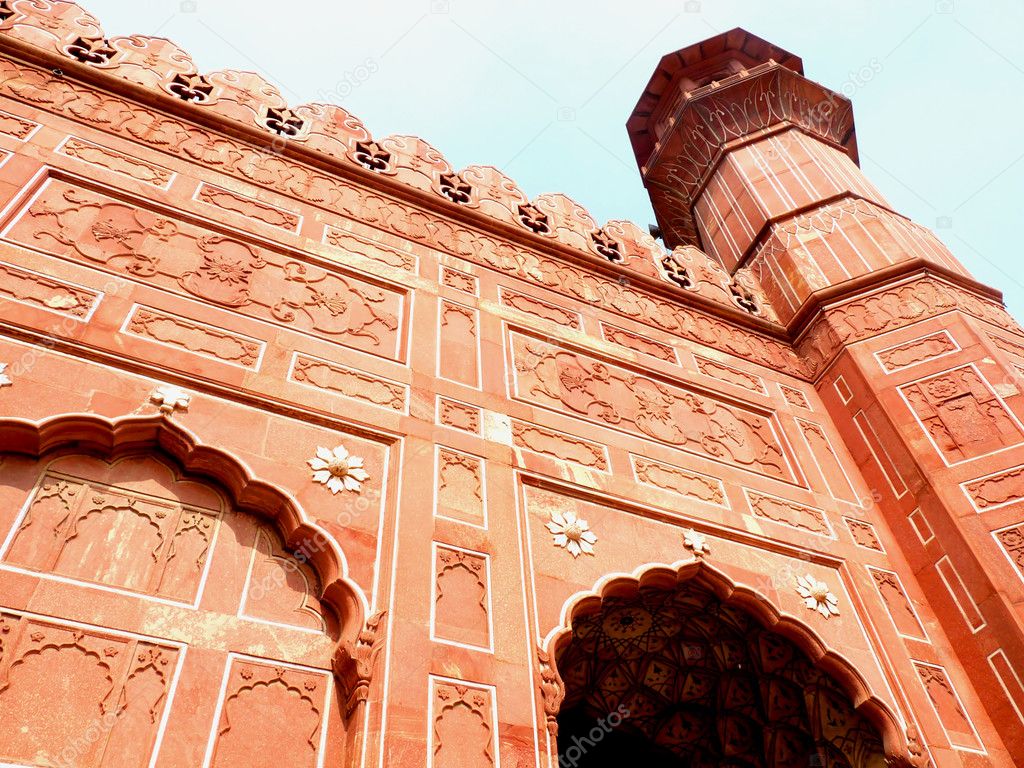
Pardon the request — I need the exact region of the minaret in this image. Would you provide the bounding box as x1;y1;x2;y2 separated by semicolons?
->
628;29;970;325
630;29;1024;755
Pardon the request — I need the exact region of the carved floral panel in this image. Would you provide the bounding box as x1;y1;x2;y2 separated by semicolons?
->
509;331;797;482
4;178;407;361
899;365;1024;464
875;330;959;373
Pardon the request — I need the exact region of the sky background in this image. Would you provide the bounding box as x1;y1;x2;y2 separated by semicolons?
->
79;0;1024;317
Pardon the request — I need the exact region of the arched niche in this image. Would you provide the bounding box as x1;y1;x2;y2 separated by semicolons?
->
0;413;374;768
540;559;926;768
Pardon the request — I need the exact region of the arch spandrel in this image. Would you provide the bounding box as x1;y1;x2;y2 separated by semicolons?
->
540;559;927;768
524;485;899;717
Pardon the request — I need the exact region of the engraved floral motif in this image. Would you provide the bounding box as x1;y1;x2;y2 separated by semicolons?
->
545;510;596;558
307;445;369;494
682;528;710;558
150;384;190;414
796;574;839;619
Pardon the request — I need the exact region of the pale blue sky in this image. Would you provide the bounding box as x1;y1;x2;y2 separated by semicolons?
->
81;0;1024;317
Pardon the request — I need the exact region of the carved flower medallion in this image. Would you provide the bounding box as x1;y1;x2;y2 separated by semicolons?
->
796;574;839;619
546;510;596;558
308;445;369;493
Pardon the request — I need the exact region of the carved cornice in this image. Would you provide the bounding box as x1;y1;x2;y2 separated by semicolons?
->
0;56;808;375
0;3;1014;386
794;264;1020;380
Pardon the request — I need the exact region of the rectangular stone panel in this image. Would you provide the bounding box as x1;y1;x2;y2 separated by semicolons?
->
899;365;1024;464
834;375;854;404
0;611;181;768
289;352;408;413
874;330;959;373
853;411;909;498
438;299;480;387
3;177;408;362
631;455;728;508
323;225;417;272
509;330;797;482
601;323;677;363
935;556;985;632
908;508;935;545
498;286;582;330
195;182;301;232
796;419;860;505
441;265;478;295
990;333;1024;360
867;566;927;641
743;488;833;537
694;354;768;394
0;107;39;139
122;304;265;369
435;447;487;527
0;258;101;320
431;544;492;650
962;464;1024;511
57;135;174;189
988;649;1024;726
844;517;884;552
205;656;332;767
428;676;497;768
2;471;220;604
511;419;609;471
913;661;984;752
779;384;810;409
437;396;481;434
993;523;1024;583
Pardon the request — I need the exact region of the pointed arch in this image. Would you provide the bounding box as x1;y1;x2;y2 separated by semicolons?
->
0;412;369;638
541;557;924;767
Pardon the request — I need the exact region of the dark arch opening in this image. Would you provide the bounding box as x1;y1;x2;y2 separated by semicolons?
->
555;580;888;768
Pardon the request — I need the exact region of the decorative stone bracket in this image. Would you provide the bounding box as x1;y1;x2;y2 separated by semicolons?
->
332;609;387;719
536;646;566;739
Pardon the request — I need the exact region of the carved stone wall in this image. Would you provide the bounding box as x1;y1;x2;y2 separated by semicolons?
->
0;6;1018;768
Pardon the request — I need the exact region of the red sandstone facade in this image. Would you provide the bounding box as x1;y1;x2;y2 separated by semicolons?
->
0;5;1020;767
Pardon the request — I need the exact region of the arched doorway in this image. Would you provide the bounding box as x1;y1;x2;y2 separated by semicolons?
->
552;572;893;768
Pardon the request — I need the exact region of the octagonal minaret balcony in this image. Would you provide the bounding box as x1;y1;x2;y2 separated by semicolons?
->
628;29;970;324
